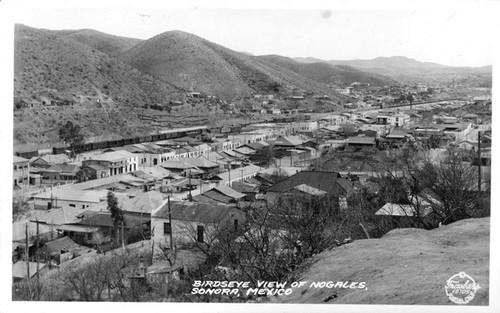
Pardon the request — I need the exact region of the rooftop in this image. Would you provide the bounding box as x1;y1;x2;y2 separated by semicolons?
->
153;201;238;224
89;150;135;162
267;171;352;196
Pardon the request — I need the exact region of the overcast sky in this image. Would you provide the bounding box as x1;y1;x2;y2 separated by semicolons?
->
8;0;498;67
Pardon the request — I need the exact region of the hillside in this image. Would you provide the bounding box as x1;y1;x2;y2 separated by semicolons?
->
14;24;184;145
259;55;398;86
52;28;143;57
279;217;489;305
295;56;492;87
119;30;345;101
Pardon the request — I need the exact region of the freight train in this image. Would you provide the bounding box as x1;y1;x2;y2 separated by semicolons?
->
15;115;311;159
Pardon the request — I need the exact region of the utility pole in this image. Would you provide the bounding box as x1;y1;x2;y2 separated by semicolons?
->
228;161;231;187
478;131;482;195
121;221;125;248
36;219;40;285
188;169;193;200
168;196;173;251
25;220;30;281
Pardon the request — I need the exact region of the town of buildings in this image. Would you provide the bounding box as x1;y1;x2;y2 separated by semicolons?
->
12;84;491;299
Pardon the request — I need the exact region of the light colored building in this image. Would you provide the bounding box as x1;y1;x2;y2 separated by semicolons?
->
82;150;138;176
14;156;30;188
151;201;244;259
32;188;108;210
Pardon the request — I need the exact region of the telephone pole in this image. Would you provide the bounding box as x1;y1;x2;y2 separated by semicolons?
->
478;131;482;195
25;220;30;281
168;196;173;251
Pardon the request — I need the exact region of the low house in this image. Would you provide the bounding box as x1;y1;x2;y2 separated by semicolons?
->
273;136;303;151
193;185;246;204
345;135;376;151
231;182;260;201
266;171;354;207
33;188;108;210
81;164;110;180
82;150;138;177
41;163;80;184
211;164;261;187
12;261;48;282
151;202;245;258
14;156;30;188
30;154;71;169
35;236;86;264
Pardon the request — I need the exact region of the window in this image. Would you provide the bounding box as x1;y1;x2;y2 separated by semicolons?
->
197;225;204;243
69;204;76;208
164;222;171;235
234;219;239;231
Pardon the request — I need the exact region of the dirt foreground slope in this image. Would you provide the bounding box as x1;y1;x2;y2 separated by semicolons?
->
280;217;490;305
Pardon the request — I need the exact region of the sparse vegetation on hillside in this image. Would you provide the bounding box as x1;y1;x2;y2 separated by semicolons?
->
119;30;345;101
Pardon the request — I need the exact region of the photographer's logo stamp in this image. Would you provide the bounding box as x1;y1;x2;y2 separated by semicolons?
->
445;272;480;304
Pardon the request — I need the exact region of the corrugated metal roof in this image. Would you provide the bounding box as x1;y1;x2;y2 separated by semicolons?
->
347;136;376;145
33;188;108;203
90;150;135;162
43;236;80;254
267;171;349;196
153;201;238;224
12;261;47;279
375;203;424;217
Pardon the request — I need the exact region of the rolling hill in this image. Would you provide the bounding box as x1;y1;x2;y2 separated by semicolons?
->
119;30;345;101
259;55;398;86
278;217;489;305
295;56;492;87
14;24;184;145
52;28;143;57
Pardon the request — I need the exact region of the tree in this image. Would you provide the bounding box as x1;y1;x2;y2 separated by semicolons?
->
107;191;124;246
13;194;30;222
58;121;84;157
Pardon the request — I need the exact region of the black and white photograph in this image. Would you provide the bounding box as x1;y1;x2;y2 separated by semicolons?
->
1;0;498;312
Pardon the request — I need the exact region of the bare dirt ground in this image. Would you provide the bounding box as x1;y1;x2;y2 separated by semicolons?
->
279;217;490;305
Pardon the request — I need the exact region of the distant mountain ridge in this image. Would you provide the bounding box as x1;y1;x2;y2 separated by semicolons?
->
259;55;398;86
294;55;492;86
118;30;345;101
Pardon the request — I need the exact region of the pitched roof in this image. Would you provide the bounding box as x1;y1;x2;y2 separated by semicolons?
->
33;188;108;203
386;129;409;139
14;155;29;163
60;173;146;190
273;136;303;147
121;191;164;214
245;142;268;150
375;203;431;217
288;184;327;195
43;236;80;254
347;136;376;145
12;261;47;279
153;201;238;224
29;206;85;225
161;160;196;170
234;146;257;155
184;157;219;168
215;165;261;181
32;154;70;165
231;182;259;194
44;163;80;173
84;163;109;171
267;171;349;196
199;190;235;204
213;185;246;199
89;150;135;162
